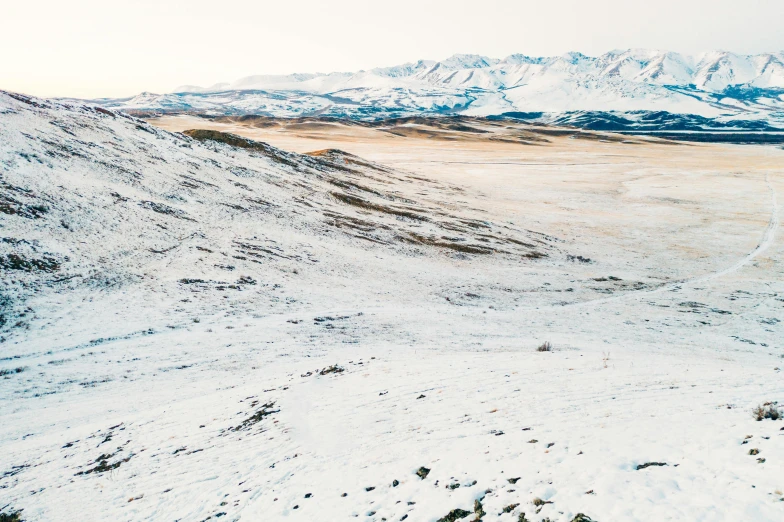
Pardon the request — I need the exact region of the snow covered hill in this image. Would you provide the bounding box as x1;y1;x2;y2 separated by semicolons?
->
0;90;555;345
90;50;784;129
1;91;783;521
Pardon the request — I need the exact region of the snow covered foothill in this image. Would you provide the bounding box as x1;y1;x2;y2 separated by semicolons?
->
1;91;784;521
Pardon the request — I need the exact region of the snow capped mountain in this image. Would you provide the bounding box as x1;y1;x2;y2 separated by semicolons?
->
90;50;784;128
438;53;500;70
372;59;435;78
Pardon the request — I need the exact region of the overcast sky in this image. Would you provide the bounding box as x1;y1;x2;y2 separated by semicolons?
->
3;0;783;98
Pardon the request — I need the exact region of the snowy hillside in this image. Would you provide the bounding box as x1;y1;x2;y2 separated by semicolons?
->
1;91;783;521
90;50;784;128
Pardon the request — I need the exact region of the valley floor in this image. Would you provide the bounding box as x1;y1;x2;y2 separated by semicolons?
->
1;100;783;521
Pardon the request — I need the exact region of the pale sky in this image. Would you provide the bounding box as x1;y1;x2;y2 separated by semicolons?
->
3;0;783;99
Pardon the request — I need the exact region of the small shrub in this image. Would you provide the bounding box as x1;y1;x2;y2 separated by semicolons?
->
436;509;471;522
503;503;520;513
753;403;781;421
536;341;552;352
0;510;23;522
319;364;344;376
474;499;486;519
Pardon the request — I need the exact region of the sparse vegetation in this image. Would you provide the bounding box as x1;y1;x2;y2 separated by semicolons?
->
75;452;133;476
474;498;486;519
138;200;194;221
537;341;552;352
331;191;427;222
436;508;472;522
0;253;59;272
1;180;49;220
407;232;496;255
183;129;302;169
0;510;24;522
231;402;279;431
753;402;781;421
319;365;344;376
502;503;520;513
0;367;25;377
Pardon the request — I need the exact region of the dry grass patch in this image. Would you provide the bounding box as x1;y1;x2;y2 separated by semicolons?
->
753;402;781;421
536;341;552;352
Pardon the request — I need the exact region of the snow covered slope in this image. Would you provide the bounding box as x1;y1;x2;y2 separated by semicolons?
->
1;91;784;522
90;50;784;128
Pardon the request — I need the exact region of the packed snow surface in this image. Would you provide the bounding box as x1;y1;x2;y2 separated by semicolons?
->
1;92;784;521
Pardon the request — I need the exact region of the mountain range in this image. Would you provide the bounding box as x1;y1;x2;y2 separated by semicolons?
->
83;50;784;130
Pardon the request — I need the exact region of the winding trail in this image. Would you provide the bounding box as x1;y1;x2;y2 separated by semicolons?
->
653;172;779;287
536;172;780;311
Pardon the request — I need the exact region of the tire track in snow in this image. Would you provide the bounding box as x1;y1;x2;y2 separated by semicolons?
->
533;172;780;311
689;172;779;281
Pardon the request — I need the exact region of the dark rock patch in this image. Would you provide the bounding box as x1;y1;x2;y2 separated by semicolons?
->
636;462;667;470
231;402;279;432
416;466;430;479
436;508;472;522
0;253;59;272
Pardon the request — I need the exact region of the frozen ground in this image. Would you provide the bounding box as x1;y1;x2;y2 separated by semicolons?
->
1;92;783;521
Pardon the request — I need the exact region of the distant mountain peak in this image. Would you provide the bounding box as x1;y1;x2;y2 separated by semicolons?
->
559;51;589;63
439;54;500;69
